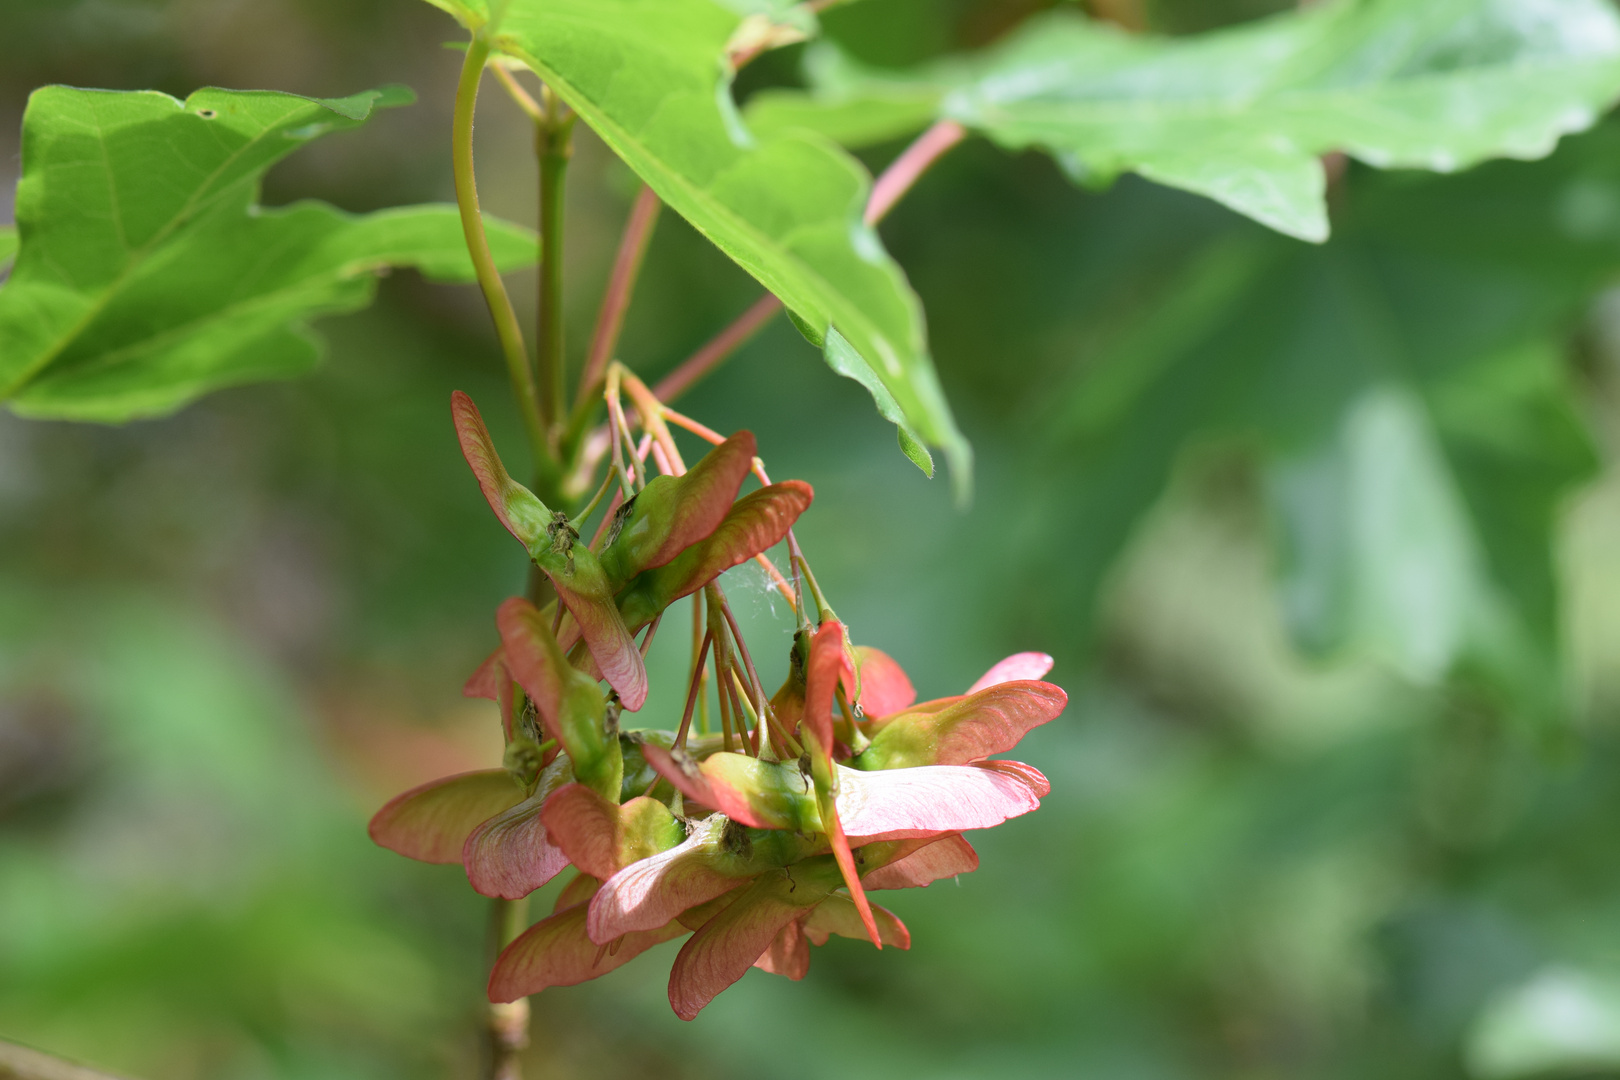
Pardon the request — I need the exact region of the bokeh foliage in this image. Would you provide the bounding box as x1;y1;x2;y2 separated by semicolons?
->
6;1;1620;1078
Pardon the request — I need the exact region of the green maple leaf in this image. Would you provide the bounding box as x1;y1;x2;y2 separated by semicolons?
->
750;0;1620;242
0;85;537;422
1035;126;1620;705
478;0;969;491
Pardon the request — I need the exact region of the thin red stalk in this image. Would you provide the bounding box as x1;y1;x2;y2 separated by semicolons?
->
707;586;755;757
638;613;663;659
659;406;797;609
605;375;647;490
660;408;726;447
723;662;760;756
579;186;661;408
620;368;686;473
787;531;811;631
573;464;615;527
715;640;736;754
588;114;965;456
673;630;712;751
649;439;675;478
865;119;967;226
651;294;782;404
718;596;778;753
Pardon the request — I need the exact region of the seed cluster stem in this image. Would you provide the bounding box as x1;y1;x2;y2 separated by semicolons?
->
450;30;968;1080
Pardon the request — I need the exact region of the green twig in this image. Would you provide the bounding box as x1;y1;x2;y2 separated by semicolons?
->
537;88;576;445
453;37;546;464
487;896;530;1080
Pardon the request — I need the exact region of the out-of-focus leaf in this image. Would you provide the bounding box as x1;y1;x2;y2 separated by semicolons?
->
0;86;538;422
1467;968;1620;1078
756;0;1620;241
1269;385;1488;684
717;0;819;49
0;225;16;270
745;43;946;147
485;0;969;489
1037;128;1618;690
421;0;490;29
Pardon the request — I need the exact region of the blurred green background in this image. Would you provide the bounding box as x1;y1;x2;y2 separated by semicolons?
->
8;1;1620;1077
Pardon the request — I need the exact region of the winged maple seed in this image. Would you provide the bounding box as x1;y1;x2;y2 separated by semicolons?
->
370;391;1067;1019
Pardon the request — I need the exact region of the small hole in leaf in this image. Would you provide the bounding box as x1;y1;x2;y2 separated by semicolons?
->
196;108;217;119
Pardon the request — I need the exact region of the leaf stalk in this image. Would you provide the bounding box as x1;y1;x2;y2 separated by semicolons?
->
453;36;547;465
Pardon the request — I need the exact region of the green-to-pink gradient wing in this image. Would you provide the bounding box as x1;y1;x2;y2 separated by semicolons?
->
616;481;813;630
598;431;757;586
368;770;525;865
855;681;1067;770
496;597;625;795
539;783;687;880
455;396;650;709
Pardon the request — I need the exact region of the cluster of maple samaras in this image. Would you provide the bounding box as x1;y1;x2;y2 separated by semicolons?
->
369;391;1067;1020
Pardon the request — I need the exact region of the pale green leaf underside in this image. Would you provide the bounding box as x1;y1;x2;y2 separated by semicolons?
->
754;0;1620;242
489;0;969;491
0;85;538;422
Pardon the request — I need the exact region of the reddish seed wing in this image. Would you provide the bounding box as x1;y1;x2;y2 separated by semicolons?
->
979;758;1051;799
966;651;1054;694
600;431;757;584
639;744;818;832
862;834;978;890
542;783;685;882
848;646;917;719
587;821;749;944
837;762;1044;842
802;896;910;949
496;598;625;795
618;481;813;630
462;762;574;900
752;917;811;980
451;391;550;548
496;597;573;733
539;783;624;881
856;681;1068;769
488;900;686;1002
668;875;821;1021
463;647;505;701
368;770;524;865
551;576;648;711
800;621;843;757
802;621;881;948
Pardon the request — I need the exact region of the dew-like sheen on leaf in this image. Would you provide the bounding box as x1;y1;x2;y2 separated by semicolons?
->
750;0;1620;242
0;85;538;421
